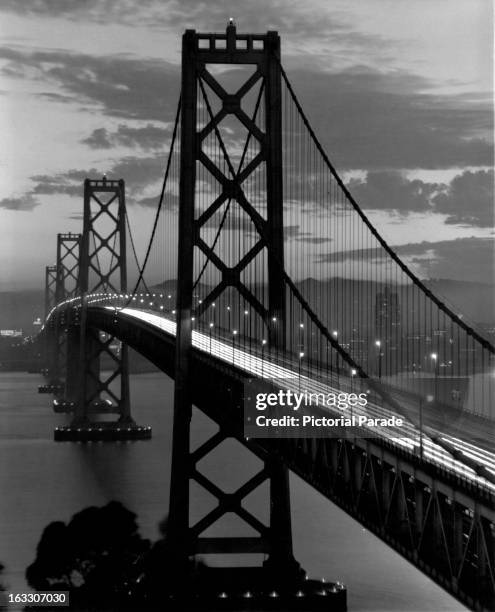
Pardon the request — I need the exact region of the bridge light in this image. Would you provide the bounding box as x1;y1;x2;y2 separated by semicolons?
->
351;368;357;376
227;306;231;311
244;310;248;315
332;330;338;338
299;323;304;328
272;317;277;322
209;322;214;328
233;329;237;335
375;339;381;347
172;309;176;314
198;299;202;304
191;317;195;321
262;339;267;345
160;305;164;310
299;352;304;358
431;353;437;360
211;302;215;307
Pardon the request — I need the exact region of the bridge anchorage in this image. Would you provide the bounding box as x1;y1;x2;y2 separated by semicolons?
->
41;178;151;441
160;23;346;610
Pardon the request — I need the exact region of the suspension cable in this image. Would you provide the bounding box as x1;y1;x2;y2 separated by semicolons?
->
278;62;494;354
126;95;182;304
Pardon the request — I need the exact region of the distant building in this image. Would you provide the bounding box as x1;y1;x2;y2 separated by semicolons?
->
375;286;401;344
375;287;401;375
0;329;23;338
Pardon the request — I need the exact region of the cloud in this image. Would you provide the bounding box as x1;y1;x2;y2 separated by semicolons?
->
347;171;440;213
295;236;333;244
28;156;169;204
400;237;495;284
346;169;494;227
0;44;491;170
0;46;180;122
136;192;179;209
0;193;40;211
82;123;172;150
315;237;494;284
32;175;83;197
432;169;494;228
287;67;493;170
0;0;391;60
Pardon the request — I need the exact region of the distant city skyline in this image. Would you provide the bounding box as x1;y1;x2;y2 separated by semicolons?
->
0;0;493;289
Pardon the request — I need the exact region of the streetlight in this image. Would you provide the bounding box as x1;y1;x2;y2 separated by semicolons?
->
261;339;267;378
375;339;382;379
244;309;249;339
232;329;237;364
299;351;304;392
209;322;214;354
431;352;438;400
350;368;357;417
332;330;339;385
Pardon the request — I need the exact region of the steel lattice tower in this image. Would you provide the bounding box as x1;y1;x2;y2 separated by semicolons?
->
169;24;302;583
68;178;132;427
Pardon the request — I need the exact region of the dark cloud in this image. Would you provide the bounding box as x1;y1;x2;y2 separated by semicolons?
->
82;123;172;150
0;44;491;170
315;237;494;284
136;192;179;209
288;67;493;170
81;128;112;149
295;236;333;244
347;171;440;213
346;169;493;227
37;92;75;103
433;169;494;228
32;176;82;197
400;237;495;284
28;156;168;204
0;0;390;59
0;47;180;122
0;193;40;211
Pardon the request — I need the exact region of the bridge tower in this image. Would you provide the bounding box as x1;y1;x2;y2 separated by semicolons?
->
39;265;59;385
54;178;150;441
50;233;81;411
40;230;80;392
44;264;57;320
168;24;304;595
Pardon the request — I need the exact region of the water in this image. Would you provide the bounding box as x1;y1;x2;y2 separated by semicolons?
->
0;372;465;611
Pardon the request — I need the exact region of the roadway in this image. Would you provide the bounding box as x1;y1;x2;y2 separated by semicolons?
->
110;305;495;494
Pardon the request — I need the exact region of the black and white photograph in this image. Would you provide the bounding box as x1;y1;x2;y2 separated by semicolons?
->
0;2;493;611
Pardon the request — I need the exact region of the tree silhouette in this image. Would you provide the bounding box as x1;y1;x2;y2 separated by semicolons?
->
26;501;150;609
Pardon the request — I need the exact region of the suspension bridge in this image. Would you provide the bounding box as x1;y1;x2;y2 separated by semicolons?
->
36;25;494;611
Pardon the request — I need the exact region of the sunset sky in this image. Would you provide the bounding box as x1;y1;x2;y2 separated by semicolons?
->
0;0;493;290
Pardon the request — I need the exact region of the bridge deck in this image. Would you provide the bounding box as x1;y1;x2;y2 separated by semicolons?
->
105;305;495;495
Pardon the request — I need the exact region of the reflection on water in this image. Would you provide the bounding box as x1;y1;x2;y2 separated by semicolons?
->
0;372;465;611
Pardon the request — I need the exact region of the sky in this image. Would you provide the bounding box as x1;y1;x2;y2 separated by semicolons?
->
0;0;493;290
